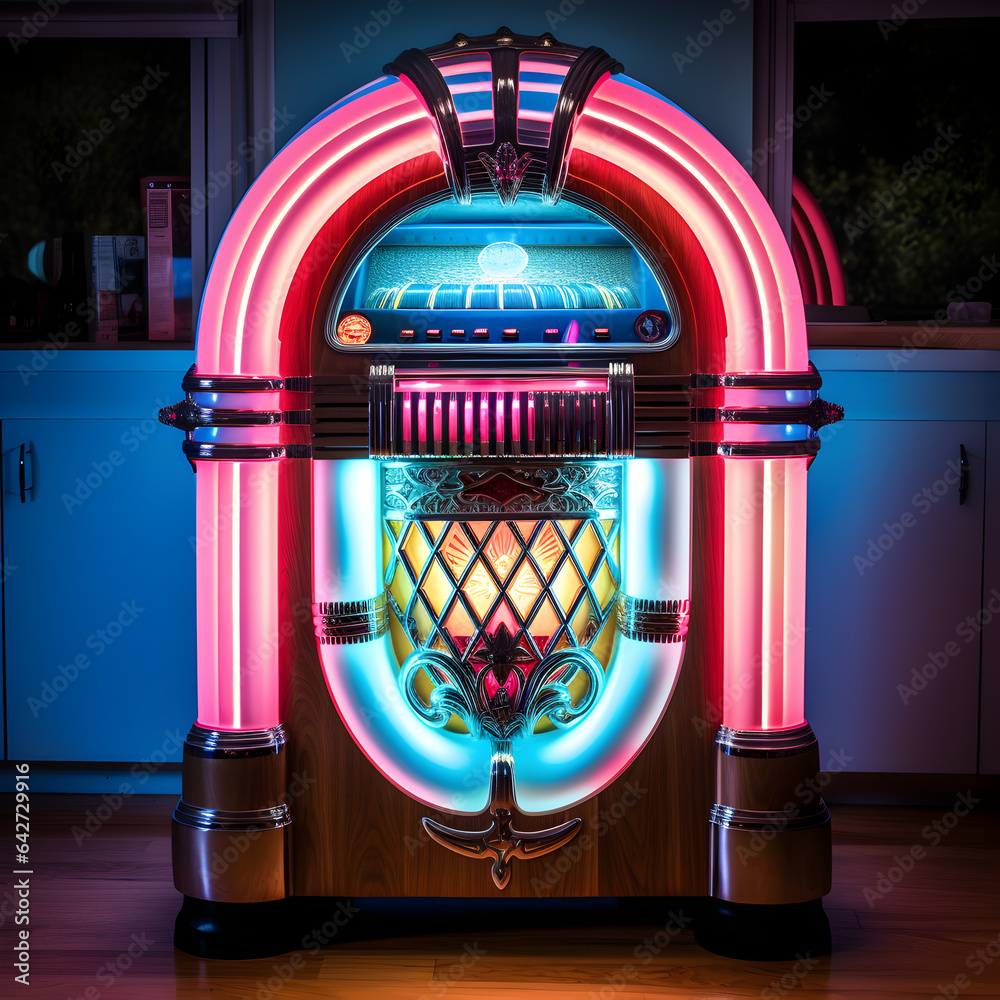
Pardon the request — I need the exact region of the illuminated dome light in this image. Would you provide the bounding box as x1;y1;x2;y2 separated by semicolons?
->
478;241;528;278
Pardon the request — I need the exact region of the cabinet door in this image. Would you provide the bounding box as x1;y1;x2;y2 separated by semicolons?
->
805;420;984;772
2;418;195;761
981;421;1000;774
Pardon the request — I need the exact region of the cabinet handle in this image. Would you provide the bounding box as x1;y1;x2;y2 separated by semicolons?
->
959;444;969;506
17;443;34;503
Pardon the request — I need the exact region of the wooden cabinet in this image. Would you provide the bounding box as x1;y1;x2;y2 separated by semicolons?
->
1;351;195;769
806;350;1000;774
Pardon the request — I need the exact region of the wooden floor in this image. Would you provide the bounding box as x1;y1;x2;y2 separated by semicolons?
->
1;794;998;999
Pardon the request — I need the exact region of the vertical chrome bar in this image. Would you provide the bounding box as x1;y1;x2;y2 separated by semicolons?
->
432;392;442;456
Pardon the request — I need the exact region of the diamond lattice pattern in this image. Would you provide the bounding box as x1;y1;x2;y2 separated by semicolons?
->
384;516;621;665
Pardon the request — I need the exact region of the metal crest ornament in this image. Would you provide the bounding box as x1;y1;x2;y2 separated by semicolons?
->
421;739;582;890
399;642;603;888
479;142;533;206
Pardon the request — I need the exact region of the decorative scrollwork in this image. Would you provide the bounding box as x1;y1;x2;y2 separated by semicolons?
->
383;462;621;516
399;636;603;743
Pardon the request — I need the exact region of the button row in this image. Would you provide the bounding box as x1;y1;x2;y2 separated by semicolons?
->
396;327;613;343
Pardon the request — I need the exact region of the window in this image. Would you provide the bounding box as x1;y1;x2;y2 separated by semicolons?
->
0;0;271;346
792;18;1000;319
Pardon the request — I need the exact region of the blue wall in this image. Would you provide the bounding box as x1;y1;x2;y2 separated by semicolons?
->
274;0;754;165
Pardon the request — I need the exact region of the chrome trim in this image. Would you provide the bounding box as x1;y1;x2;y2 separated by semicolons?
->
181;441;311;460
181;367;311;393
718;440;820;458
160;399;306;430
172;800;291;832
371;364;635;459
716;724;817;757
369;364;395;458
185;724;286;758
692;364;823;391
710;802;830;832
172;819;288;902
608;362;634;457
313;594;389;644
718;398;844;430
711;813;832;906
616;595;689;643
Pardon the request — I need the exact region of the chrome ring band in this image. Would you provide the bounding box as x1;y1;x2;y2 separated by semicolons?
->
709;801;830;832
716;723;817;758
616;595;689;643
185;724;286;759
314;594;389;644
173;800;291;832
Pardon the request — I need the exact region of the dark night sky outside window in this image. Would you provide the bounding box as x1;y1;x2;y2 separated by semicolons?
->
0;38;190;284
793;18;1000;319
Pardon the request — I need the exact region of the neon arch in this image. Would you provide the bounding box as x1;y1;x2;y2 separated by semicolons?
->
186;61;820;813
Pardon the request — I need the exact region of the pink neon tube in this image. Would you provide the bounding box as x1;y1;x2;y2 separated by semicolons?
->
723;457;808;731
576;77;808;373
792;175;847;306
195;460;279;731
197;80;441;376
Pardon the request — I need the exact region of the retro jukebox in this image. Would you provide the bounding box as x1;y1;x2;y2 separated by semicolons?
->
162;29;842;960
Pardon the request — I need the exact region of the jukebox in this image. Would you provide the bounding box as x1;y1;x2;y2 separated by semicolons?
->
162;28;842;960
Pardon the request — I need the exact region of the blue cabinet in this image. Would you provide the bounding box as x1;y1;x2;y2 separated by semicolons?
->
807;350;1000;774
806;419;984;772
1;352;195;768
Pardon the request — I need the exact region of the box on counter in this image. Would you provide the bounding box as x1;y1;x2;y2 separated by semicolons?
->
90;235;146;342
143;177;192;342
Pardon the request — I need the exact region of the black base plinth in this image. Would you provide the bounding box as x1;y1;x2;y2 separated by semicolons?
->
174;897;297;959
176;895;831;961
695;897;831;961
